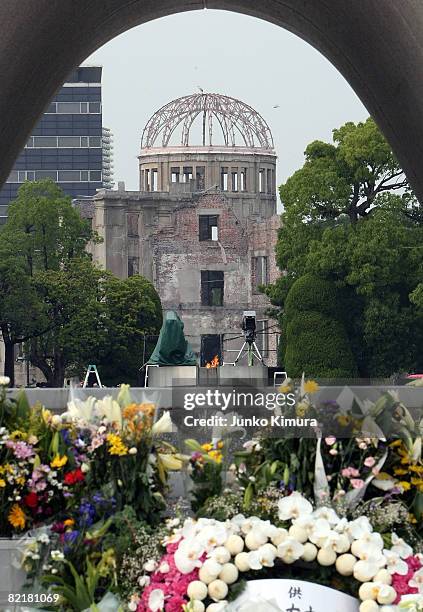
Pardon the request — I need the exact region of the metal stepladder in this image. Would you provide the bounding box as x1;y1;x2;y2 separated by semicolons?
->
82;365;103;388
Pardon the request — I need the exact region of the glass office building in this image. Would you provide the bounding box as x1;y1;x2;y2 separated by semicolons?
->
0;65;104;223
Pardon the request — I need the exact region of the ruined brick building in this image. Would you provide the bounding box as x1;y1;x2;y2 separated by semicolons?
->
87;93;280;366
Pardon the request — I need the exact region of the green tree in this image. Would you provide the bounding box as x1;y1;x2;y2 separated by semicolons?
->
270;118;423;377
97;275;163;385
0;179;96;384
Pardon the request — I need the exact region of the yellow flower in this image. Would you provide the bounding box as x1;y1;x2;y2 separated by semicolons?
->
296;401;309;418
106;433;128;456
50;454;68;468
202;443;213;452
409;513;418;524
10;430;27;440
398;481;411;491
279;383;292;394
410;477;423;492
410;465;423;474
42;408;52;424
208;450;223;463
0;478;6;487
337;415;351;427
390;440;403;448
16;477;26;486
217;441;224;449
64;518;75;527
8;504;26;530
303;380;320;394
394;468;408;476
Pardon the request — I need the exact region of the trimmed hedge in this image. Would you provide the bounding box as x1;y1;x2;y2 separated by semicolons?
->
283;274;358;378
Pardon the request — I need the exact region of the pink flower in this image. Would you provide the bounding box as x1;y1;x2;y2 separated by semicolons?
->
364;456;376;468
325;437;336;446
350;479;365;489
342;467;360;478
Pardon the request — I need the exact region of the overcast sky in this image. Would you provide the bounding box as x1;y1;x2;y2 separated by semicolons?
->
86;9;369;193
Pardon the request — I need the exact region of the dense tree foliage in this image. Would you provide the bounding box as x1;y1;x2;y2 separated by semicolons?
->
270;119;423;378
0;180;162;386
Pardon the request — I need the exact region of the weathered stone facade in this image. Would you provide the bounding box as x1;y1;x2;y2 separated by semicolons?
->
87;94;281;366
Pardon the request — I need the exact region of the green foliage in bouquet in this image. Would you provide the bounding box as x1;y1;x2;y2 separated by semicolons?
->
186;439;225;513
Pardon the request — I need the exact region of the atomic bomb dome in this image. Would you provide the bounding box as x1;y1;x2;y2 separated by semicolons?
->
141;92;274;149
138;92;277;203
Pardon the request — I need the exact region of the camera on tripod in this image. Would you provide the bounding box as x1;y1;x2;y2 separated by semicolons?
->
242;311;257;344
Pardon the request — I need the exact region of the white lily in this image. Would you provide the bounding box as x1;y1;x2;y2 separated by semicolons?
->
345;516;373;540
66;397;96;422
152;411;173;435
174;538;205;574
392;533;414;559
278;492;313;521
312;506;340;526
384;549;409;575
409;568;423;594
248;544;277;570
96;396;122;428
148;589;165;611
277;538;304;564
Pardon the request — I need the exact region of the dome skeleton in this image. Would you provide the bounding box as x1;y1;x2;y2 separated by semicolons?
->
141;93;274;149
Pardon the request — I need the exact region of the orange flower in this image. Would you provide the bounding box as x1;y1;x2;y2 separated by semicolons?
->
8;504;26;529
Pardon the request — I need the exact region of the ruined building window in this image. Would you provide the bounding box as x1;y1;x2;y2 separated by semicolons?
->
145;169;150;191
231;169;238;192
151;169;158;191
127;213;139;237
256;320;269;357
183;166;193;183
240;168;247;191
271;169;275;193
128;256;139;277
267;169;272;193
221;167;228;191
171;167;180;183
201;271;224;306
259;169;265;193
253;256;268;291
196;166;205;190
199;215;218;241
201;334;223;367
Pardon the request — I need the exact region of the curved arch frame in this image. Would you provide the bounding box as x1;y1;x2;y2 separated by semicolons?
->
141;93;274;149
0;1;422;199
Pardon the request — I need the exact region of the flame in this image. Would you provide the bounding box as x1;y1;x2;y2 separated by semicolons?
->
205;355;220;369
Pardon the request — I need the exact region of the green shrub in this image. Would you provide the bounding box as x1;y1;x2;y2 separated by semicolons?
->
284;274;358;378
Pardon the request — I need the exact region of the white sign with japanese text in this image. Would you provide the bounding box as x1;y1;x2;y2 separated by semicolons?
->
232;579;359;612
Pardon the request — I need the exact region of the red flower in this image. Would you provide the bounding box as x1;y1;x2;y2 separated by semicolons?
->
64;468;85;485
24;492;39;508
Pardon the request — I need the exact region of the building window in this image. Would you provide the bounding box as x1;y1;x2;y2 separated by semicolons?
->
240;168;247;191
183;166;193;183
199;215;218;241
46;101;102;114
145;169;150;191
171;167;180;183
267;169;272;194
201;271;224;306
221;167;228;191
253;256;268;291
231;169;238;192
127;213;139;237
200;334;223;367
6;170;102;183
128;256;139;277
151;169;158;191
271;169;275;194
256;320;269;357
196;166;205;190
259;169;265;193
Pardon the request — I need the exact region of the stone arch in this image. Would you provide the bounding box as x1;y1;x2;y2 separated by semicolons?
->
0;1;422;199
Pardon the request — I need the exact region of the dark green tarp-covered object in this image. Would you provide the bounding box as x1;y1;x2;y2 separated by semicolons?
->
147;310;197;366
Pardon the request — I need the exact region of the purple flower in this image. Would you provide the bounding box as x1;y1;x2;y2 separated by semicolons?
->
7;440;35;459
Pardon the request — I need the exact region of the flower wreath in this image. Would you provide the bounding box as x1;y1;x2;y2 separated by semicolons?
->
131;493;423;612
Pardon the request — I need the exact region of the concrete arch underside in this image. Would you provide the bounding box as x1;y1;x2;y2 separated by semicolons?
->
0;1;422;200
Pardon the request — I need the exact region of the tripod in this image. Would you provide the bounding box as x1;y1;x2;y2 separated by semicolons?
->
233;340;264;366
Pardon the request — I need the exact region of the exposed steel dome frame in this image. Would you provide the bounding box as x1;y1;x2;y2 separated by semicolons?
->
141;92;274;149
